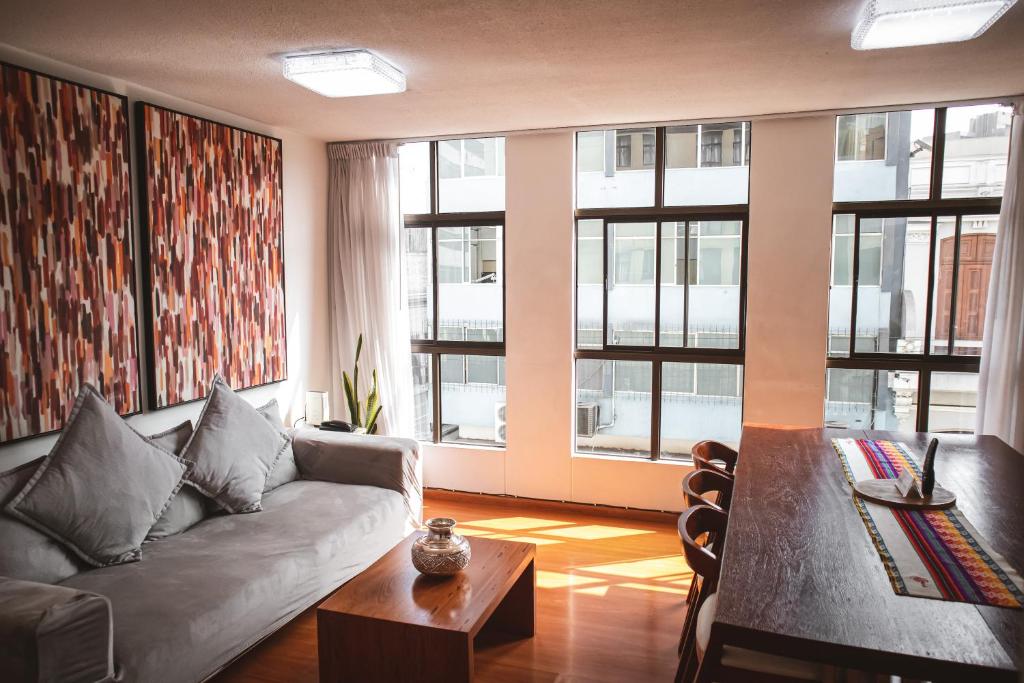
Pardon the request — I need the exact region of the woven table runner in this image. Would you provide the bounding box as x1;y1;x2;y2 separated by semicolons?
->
832;438;1024;608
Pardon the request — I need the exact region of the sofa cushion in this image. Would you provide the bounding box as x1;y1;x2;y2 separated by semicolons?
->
0;459;81;584
4;385;188;567
148;420;194;455
60;480;409;683
257;399;298;493
145;421;211;542
180;377;288;513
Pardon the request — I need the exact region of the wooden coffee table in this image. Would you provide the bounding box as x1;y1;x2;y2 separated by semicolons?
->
317;534;535;682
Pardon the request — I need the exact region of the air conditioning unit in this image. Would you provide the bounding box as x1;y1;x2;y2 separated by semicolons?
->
493;402;507;444
576;402;599;437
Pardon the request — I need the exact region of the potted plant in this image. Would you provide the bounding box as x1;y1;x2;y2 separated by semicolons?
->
343;333;382;434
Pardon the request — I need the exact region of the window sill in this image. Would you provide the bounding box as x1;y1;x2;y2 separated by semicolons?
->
572;452;693;467
419;440;506;452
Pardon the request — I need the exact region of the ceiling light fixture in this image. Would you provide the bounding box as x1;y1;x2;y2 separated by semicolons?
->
851;0;1018;50
282;50;406;98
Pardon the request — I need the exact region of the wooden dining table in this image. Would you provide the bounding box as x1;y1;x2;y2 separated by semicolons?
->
712;426;1024;682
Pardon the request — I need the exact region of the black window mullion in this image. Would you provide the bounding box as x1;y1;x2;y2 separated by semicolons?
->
654;127;666;209
683;221;691;348
738;216;749;353
947;213;963;355
654;221;662;347
917;368;931;432
431;226;440;341
929;108;947;201
602;218;610;350
651;359;662;461
922;214;938;358
431;351;442;443
849;214;862;357
429;141;438;215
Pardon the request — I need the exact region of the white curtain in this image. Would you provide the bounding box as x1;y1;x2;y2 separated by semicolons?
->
976;100;1024;451
327;142;414;437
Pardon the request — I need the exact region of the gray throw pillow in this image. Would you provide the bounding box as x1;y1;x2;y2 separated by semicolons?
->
180;376;288;513
0;458;82;583
148;420;194;454
258;399;298;493
146;421;211;541
5;385;188;567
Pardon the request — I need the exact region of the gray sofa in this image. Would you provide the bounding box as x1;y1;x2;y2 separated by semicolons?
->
0;429;421;683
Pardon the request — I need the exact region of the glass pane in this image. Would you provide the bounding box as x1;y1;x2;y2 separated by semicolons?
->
399;142;431;214
577;219;604;350
824;368;918;431
575;359;651;457
576;128;656;208
659;222;686;348
928;372;978;434
437;137;505;212
930;216;956;354
854;217;929;354
828;215;855;357
437;226;503;342
607;222;656;346
953;215;997;356
661;363;743;459
664;122;750;205
689;221;741;349
942;104;1012;199
440;354;507;446
404;228;433;340
833;109;934;202
411;353;433;441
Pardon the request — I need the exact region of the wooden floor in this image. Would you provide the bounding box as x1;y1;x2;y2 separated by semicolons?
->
214;491;688;683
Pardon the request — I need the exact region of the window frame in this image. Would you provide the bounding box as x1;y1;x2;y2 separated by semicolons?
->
828;105;1003;432
404;139;507;446
575;124;750;462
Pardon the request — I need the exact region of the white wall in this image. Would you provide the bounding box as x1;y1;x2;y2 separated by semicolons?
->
0;44;328;470
745;116;835;427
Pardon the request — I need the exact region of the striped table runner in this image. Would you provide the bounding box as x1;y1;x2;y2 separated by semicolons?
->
832;438;1024;608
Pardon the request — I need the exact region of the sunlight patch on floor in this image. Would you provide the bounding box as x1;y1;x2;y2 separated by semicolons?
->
616;581;690;596
460;517;570;531
578;555;688;580
536;570;605;589
539;525;654;541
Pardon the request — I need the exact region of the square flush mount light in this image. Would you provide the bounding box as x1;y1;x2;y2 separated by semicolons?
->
282;50;406;97
852;0;1018;49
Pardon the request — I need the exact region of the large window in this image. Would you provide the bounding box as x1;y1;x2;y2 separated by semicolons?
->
575;122;749;460
400;139;506;446
827;104;1011;433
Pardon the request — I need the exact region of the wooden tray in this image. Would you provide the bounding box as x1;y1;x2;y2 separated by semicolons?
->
853;479;956;510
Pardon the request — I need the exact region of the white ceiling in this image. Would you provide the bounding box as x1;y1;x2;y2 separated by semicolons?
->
3;0;1023;142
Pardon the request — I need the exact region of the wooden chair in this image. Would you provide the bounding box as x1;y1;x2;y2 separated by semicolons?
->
691;440;738;479
676;469;734;658
682;468;734;513
676;505;826;683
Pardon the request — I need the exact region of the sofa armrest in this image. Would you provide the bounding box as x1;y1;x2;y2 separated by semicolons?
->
0;576;113;683
293;430;422;526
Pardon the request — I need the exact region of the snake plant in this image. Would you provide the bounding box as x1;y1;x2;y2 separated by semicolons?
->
342;334;381;434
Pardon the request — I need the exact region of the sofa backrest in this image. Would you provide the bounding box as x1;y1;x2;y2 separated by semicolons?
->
0;458;83;584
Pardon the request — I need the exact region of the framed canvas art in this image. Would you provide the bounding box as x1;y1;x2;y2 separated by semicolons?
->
136;102;286;408
0;62;140;443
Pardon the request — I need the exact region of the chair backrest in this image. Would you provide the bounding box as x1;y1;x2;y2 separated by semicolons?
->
691;440;738;478
683;468;734;512
678;505;727;587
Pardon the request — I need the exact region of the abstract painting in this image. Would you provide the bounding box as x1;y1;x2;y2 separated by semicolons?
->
136;102;286;408
0;62;139;443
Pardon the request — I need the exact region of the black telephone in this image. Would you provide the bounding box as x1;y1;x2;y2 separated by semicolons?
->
319;420;354;432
